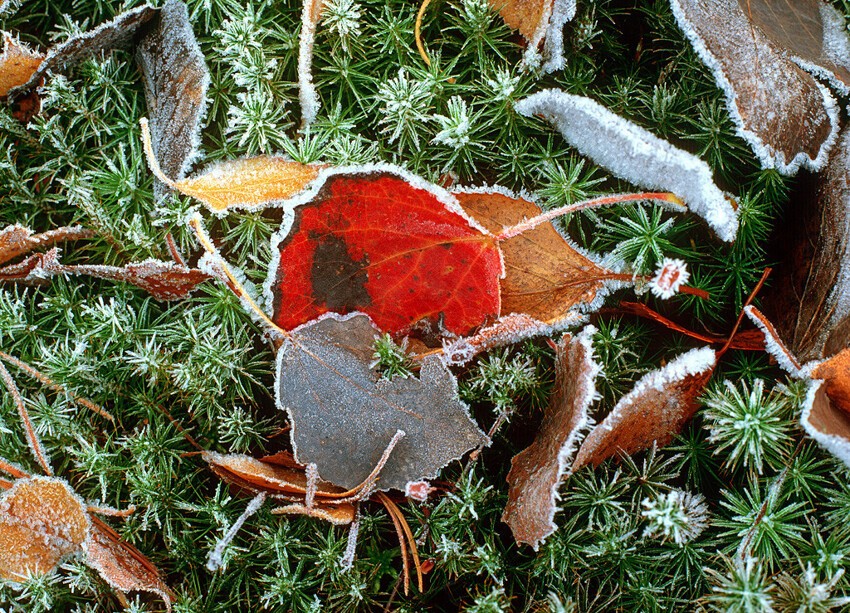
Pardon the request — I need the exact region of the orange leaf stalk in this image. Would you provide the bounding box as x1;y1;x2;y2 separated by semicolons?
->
495;192;685;240
415;0;433;67
717;267;772;359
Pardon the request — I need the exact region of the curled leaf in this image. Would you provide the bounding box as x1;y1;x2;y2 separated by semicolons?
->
502;327;598;549
136;0;210;200
516;90;738;241
492;0;576;73
0;224;94;267
572;347;716;470
669;0;842;174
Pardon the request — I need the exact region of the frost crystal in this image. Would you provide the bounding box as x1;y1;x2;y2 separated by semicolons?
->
323;0;362;52
377;69;432;150
641;490;708;545
432;97;472;150
649;258;689;299
515;90;739;241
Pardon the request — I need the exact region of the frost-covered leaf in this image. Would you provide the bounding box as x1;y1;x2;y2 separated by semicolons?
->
265;168;502;337
0;33;43;97
205;451;357;525
276;312;488;491
85;517;174;611
0;224;93;267
762;126;850;363
501;327;597;549
9;5;158;99
28;257;209;300
455;188;610;326
136;0;209;201
669;0;842;174
745;306;850;469
515;90;739;241
572;346;716;470
492;0;576;73
0;477;90;581
165;156;323;213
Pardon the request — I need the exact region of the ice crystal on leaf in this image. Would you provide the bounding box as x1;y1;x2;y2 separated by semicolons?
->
649;258;689;300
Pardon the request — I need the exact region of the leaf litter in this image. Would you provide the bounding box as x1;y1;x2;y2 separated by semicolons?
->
0;357;173;609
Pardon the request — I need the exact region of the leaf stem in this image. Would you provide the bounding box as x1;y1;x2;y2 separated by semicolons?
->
415;0;433;67
496;192;684;241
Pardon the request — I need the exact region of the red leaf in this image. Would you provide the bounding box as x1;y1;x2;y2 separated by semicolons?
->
268;170;502;336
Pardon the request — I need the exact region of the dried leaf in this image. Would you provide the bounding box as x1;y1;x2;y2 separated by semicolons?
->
742;0;850;94
276;312;488;491
572;347;716;470
812;349;850;415
669;0;842;174
136;0;210;201
265;168;502;336
85;517;174;611
0;224;94;267
0;477;89;581
169;157;323;213
502;327;598;549
45;259;209;301
762;125;850;363
801;382;850;468
515;90;739;241
298;0;326;126
10;5;158;99
455;188;610;324
0;33;43;97
491;0;576;73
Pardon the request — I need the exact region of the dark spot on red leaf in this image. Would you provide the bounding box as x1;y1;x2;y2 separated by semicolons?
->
310;234;371;312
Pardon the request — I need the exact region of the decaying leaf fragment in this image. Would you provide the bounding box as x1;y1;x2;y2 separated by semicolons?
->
572;346;716;470
0;33;43;97
669;0;845;174
746;306;850;467
502;327;598;549
0;360;173;609
491;0;576;73
136;0;210;200
276;312;488;491
0;224;94;267
516;90;739;242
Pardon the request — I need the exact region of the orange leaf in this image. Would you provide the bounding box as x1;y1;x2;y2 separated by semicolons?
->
0;477;89;581
0;33;43;98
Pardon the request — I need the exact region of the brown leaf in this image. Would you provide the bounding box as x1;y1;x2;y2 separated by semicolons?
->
0;224;94;267
136;0;209;201
670;0;842;174
456;189;610;326
205;451;348;499
502;327;597;549
572;347;716;470
490;0;576;72
801;382;850;469
52;259;210;301
9;5;158;99
85;517;174;611
742;0;850;93
0;33;43;97
0;477;89;581
277;312;488;491
762;126;850;363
